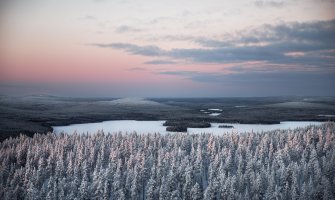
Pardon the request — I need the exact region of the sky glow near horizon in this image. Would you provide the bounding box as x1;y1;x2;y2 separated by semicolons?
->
0;0;335;97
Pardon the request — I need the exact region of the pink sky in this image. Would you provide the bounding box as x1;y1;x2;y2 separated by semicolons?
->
1;0;335;97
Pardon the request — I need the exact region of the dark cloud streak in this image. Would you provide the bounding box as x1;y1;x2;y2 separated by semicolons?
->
127;67;146;71
115;25;142;33
90;43;166;56
144;60;177;65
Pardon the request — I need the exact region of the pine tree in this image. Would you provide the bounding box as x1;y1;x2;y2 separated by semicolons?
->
131;166;140;200
27;180;39;200
191;182;202;200
146;177;156;200
204;182;215;200
102;179;110;200
58;178;66;200
79;177;90;200
170;189;181;200
182;166;194;200
117;188;126;200
46;176;54;200
159;177;169;200
321;177;334;200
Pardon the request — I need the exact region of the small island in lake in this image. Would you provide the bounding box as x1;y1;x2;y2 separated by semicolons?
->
218;125;234;128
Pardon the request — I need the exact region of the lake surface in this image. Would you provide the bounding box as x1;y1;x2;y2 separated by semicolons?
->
53;120;324;135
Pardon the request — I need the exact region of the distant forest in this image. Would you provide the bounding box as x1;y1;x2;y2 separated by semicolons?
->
1;123;334;200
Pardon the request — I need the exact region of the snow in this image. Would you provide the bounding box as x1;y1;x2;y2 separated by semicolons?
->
98;98;163;106
53;120;324;135
209;113;221;116
53;120;168;134
267;101;329;108
318;114;335;117
208;108;222;111
234;105;246;108
189;121;324;134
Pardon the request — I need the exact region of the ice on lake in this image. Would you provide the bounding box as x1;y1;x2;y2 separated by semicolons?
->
53;120;324;135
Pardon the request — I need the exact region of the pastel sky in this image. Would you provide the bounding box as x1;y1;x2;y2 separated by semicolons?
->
1;0;335;97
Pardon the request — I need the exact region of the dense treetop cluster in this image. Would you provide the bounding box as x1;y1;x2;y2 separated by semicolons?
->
0;123;334;199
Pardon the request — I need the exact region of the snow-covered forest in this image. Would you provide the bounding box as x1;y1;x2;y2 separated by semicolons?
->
1;123;335;200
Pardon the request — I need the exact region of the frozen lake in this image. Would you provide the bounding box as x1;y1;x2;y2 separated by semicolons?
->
53;120;324;135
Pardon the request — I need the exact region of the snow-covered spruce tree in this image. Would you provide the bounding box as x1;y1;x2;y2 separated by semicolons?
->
0;123;335;199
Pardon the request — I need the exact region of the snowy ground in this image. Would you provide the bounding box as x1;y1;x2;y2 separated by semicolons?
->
318;114;335;118
234;105;246;108
53;120;324;135
267;101;331;108
200;108;223;116
208;108;223;111
209;113;221;116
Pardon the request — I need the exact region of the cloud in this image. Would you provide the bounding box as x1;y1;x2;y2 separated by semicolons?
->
79;15;96;21
157;70;222;82
115;25;142;33
90;19;335;71
144;60;177;65
254;0;285;8
195;19;335;49
127;67;146;71
156;69;335;95
158;70;198;76
90;43;166;56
